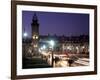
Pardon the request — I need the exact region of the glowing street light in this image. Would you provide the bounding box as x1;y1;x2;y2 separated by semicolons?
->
49;40;55;48
23;32;28;37
23;32;28;58
43;45;46;49
41;45;46;50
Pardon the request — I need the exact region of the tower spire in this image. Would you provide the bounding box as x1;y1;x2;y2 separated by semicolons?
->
32;13;38;21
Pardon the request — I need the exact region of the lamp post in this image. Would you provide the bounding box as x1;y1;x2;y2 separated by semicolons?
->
23;32;28;58
23;32;28;38
49;40;55;67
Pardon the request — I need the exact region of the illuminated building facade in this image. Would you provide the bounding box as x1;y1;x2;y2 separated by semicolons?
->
22;13;89;58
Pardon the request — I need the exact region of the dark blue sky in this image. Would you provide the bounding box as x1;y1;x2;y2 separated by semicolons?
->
22;11;89;38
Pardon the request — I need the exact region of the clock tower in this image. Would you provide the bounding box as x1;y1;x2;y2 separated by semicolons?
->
31;13;39;55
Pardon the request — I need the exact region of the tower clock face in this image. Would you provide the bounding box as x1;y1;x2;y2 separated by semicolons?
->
32;35;38;39
36;36;39;39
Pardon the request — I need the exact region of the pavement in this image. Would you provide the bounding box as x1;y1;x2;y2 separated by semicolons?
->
22;56;52;69
22;53;89;68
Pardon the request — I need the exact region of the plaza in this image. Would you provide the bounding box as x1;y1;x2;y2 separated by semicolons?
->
22;13;89;69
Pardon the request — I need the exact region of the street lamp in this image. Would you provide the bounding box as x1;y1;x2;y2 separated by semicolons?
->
49;40;55;48
40;45;46;50
23;32;28;37
23;32;28;58
49;40;55;67
43;45;46;50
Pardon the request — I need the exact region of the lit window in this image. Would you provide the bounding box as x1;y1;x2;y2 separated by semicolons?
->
82;46;85;49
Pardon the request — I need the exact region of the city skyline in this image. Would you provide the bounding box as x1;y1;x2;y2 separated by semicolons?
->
22;11;89;38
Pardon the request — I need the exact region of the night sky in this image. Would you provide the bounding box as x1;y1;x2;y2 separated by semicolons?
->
22;11;89;38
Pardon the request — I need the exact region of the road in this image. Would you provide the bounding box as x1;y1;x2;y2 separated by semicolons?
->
53;58;89;67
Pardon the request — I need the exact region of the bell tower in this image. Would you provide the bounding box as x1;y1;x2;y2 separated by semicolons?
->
31;13;39;55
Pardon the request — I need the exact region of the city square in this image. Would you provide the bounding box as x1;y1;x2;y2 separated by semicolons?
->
22;11;89;69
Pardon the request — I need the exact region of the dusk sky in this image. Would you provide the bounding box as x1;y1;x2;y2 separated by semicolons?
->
22;11;89;38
